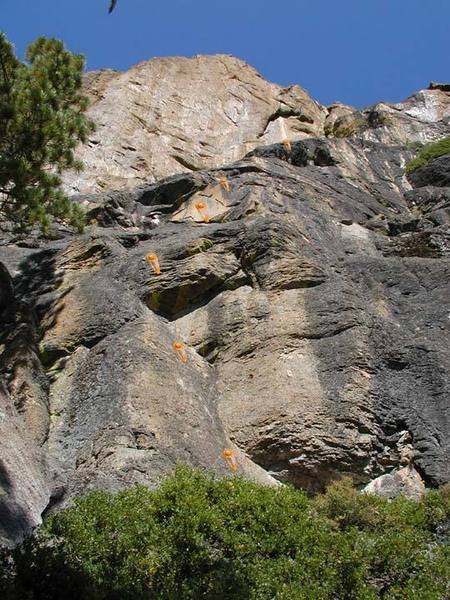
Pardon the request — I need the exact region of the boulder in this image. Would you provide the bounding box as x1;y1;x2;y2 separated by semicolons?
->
363;466;426;500
407;154;450;188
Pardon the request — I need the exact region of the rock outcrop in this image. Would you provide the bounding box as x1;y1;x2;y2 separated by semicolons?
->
1;55;449;544
64;55;450;194
0;383;50;546
65;55;326;195
363;466;426;500
407;154;450;188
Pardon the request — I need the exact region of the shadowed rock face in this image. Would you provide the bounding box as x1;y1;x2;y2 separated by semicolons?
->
407;155;450;188
1;55;449;544
0;384;50;547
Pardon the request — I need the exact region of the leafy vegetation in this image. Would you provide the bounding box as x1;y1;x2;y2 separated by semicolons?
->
1;468;449;599
324;114;367;138
405;136;450;173
0;33;94;233
324;109;392;139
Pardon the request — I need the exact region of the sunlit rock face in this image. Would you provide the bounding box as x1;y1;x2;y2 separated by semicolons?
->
66;55;450;196
64;55;326;195
1;54;449;544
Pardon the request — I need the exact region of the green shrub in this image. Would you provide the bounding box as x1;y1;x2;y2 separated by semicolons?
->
405;137;450;173
0;546;16;600
326;114;367;138
1;468;449;599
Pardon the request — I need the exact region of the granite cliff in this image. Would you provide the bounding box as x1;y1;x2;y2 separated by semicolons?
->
1;55;449;545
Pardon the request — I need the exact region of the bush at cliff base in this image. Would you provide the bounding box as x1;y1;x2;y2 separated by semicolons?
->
1;467;449;599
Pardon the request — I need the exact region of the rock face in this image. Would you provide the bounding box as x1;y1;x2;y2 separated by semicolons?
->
64;54;450;195
0;383;50;546
363;466;426;500
64;55;326;195
407;154;450;188
1;55;449;544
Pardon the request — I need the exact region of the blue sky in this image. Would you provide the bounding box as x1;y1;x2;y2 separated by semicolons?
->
1;0;449;108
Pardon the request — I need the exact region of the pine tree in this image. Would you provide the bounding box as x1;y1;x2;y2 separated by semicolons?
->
0;34;95;233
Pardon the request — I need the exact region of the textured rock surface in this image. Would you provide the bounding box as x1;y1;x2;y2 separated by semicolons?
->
363;466;426;500
1;56;449;543
0;383;50;546
64;54;450;195
407;154;450;188
64;55;326;195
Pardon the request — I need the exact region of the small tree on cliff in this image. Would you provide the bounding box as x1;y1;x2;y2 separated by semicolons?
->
0;33;94;233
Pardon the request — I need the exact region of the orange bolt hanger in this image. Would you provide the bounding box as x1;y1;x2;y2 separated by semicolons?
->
216;175;231;193
222;448;238;472
195;201;210;223
172;341;188;364
145;253;161;275
281;138;292;152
